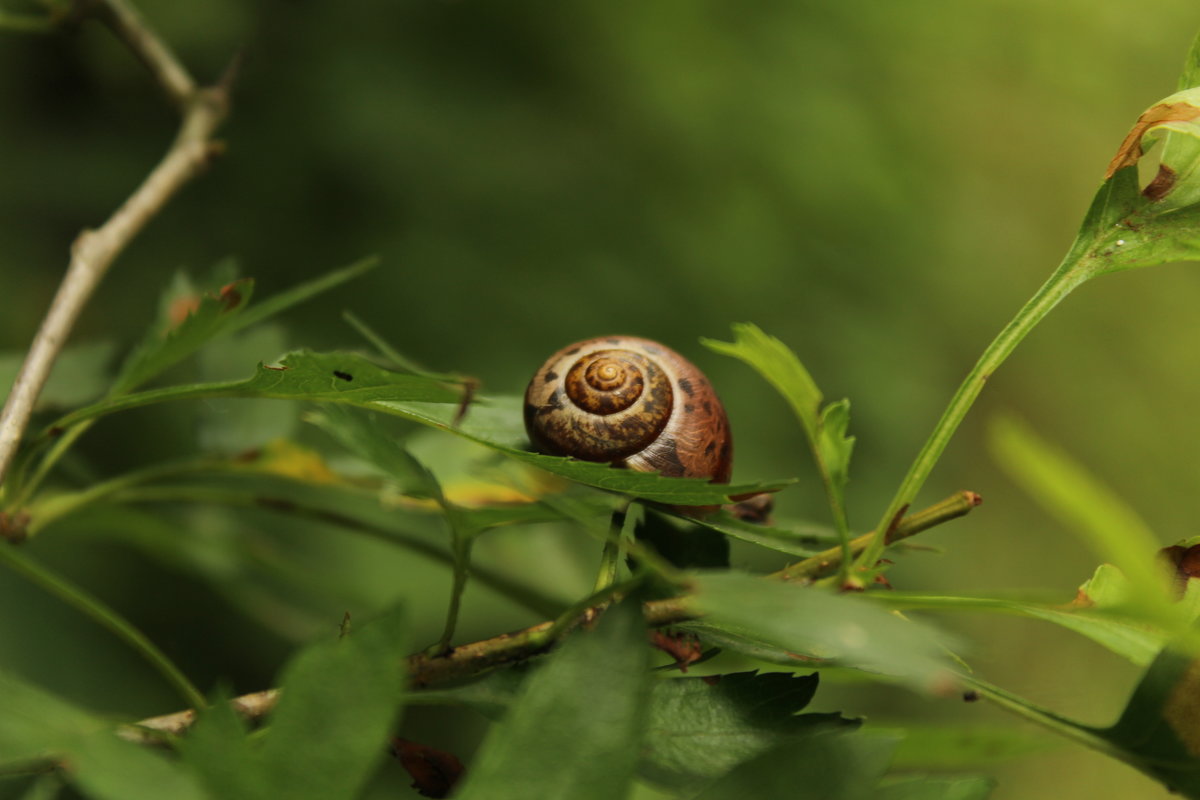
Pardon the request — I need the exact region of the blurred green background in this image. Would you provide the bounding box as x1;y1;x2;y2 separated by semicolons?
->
3;1;1200;797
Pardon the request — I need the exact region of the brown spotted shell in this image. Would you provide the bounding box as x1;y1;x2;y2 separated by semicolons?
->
523;336;732;483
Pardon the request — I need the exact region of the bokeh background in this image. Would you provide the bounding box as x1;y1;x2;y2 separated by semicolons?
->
3;1;1200;797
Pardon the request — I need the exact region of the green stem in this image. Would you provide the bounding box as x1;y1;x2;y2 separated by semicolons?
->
774;491;980;582
430;512;472;656
9;422;94;511
23;456;219;534
0;542;206;710
0;11;56;32
592;504;631;593
856;259;1092;573
537;577;644;646
961;675;1128;762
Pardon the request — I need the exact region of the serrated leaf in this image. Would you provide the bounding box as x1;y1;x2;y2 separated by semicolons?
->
703;323;822;440
112;278;254;395
703;323;853;529
257;606;409;800
818;398;855;495
686;573;956;691
875;775;996;800
641;671;857;791
110;256;377;397
453;600;651;800
692;730;898;800
50;351;464;430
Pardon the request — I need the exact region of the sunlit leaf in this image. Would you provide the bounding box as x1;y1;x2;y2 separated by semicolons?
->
703;323;853;533
686;573;957;690
988;415;1174;620
703;323;822;440
875;592;1164;667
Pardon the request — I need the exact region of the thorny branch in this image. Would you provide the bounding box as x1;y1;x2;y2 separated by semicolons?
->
0;0;235;489
124;491;981;742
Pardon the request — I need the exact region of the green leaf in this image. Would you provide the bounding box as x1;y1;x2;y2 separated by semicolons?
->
703;324;853;540
228;256;378;336
453;600;651;800
386;396;795;507
49;365;792;507
49;351;464;431
686;573;956;690
0;669;106;765
307;405;442;500
875;591;1165;667
195;324;297;453
0;670;207;800
703;323;822;441
818;398;855;496
111;278;254;396
875;775;996;800
988;415;1174;622
70;732;209;800
110;256;377;396
688;511;836;557
640;671;857;791
257;606;410;800
1101;647;1200;798
692;730;898;800
178;690;270;800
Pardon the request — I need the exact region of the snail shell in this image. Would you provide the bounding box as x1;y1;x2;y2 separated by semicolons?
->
523;336;733;483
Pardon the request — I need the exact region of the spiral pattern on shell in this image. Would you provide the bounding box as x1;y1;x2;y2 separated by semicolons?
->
523;336;732;483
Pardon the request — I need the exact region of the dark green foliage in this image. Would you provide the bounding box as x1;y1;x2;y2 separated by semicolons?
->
10;5;1200;800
